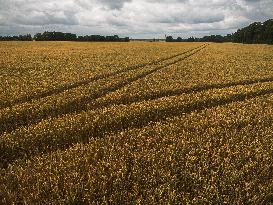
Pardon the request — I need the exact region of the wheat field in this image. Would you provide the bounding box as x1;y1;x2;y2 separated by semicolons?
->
0;41;273;204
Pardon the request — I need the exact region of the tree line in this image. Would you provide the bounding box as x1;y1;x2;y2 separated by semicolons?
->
166;35;232;43
166;19;273;44
0;34;32;41
233;19;273;44
0;31;130;42
0;19;272;44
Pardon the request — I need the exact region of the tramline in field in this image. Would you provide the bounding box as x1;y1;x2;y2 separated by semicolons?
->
0;41;273;204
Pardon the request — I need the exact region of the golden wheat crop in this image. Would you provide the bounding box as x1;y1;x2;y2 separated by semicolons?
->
0;41;272;204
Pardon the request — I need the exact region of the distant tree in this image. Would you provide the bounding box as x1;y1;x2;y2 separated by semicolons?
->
187;37;195;42
0;32;130;42
263;19;273;44
0;34;32;41
165;19;273;44
224;34;233;42
34;33;42;41
232;19;273;44
166;36;174;42
176;37;182;42
76;34;129;42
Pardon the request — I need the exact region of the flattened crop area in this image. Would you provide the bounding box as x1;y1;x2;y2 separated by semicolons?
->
0;42;273;204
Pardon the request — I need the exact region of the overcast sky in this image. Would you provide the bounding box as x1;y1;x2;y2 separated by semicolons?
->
0;0;272;38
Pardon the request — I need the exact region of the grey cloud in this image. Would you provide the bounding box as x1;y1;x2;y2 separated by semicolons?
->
100;0;132;9
0;0;272;38
75;0;131;10
11;10;79;26
0;0;79;26
244;0;260;2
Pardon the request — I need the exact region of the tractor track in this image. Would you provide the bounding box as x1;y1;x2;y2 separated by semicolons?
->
1;84;273;169
0;44;207;110
92;75;273;109
0;45;208;135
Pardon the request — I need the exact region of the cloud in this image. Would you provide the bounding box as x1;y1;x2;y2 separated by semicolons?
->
0;0;272;38
100;0;132;9
75;0;131;10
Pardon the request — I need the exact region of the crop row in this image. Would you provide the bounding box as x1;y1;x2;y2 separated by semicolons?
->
0;44;206;109
1;81;273;168
92;74;273;109
1;91;272;204
1;42;273;204
93;43;273;108
0;42;202;104
0;45;207;135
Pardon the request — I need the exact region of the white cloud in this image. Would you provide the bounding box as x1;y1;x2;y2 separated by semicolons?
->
0;0;272;38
